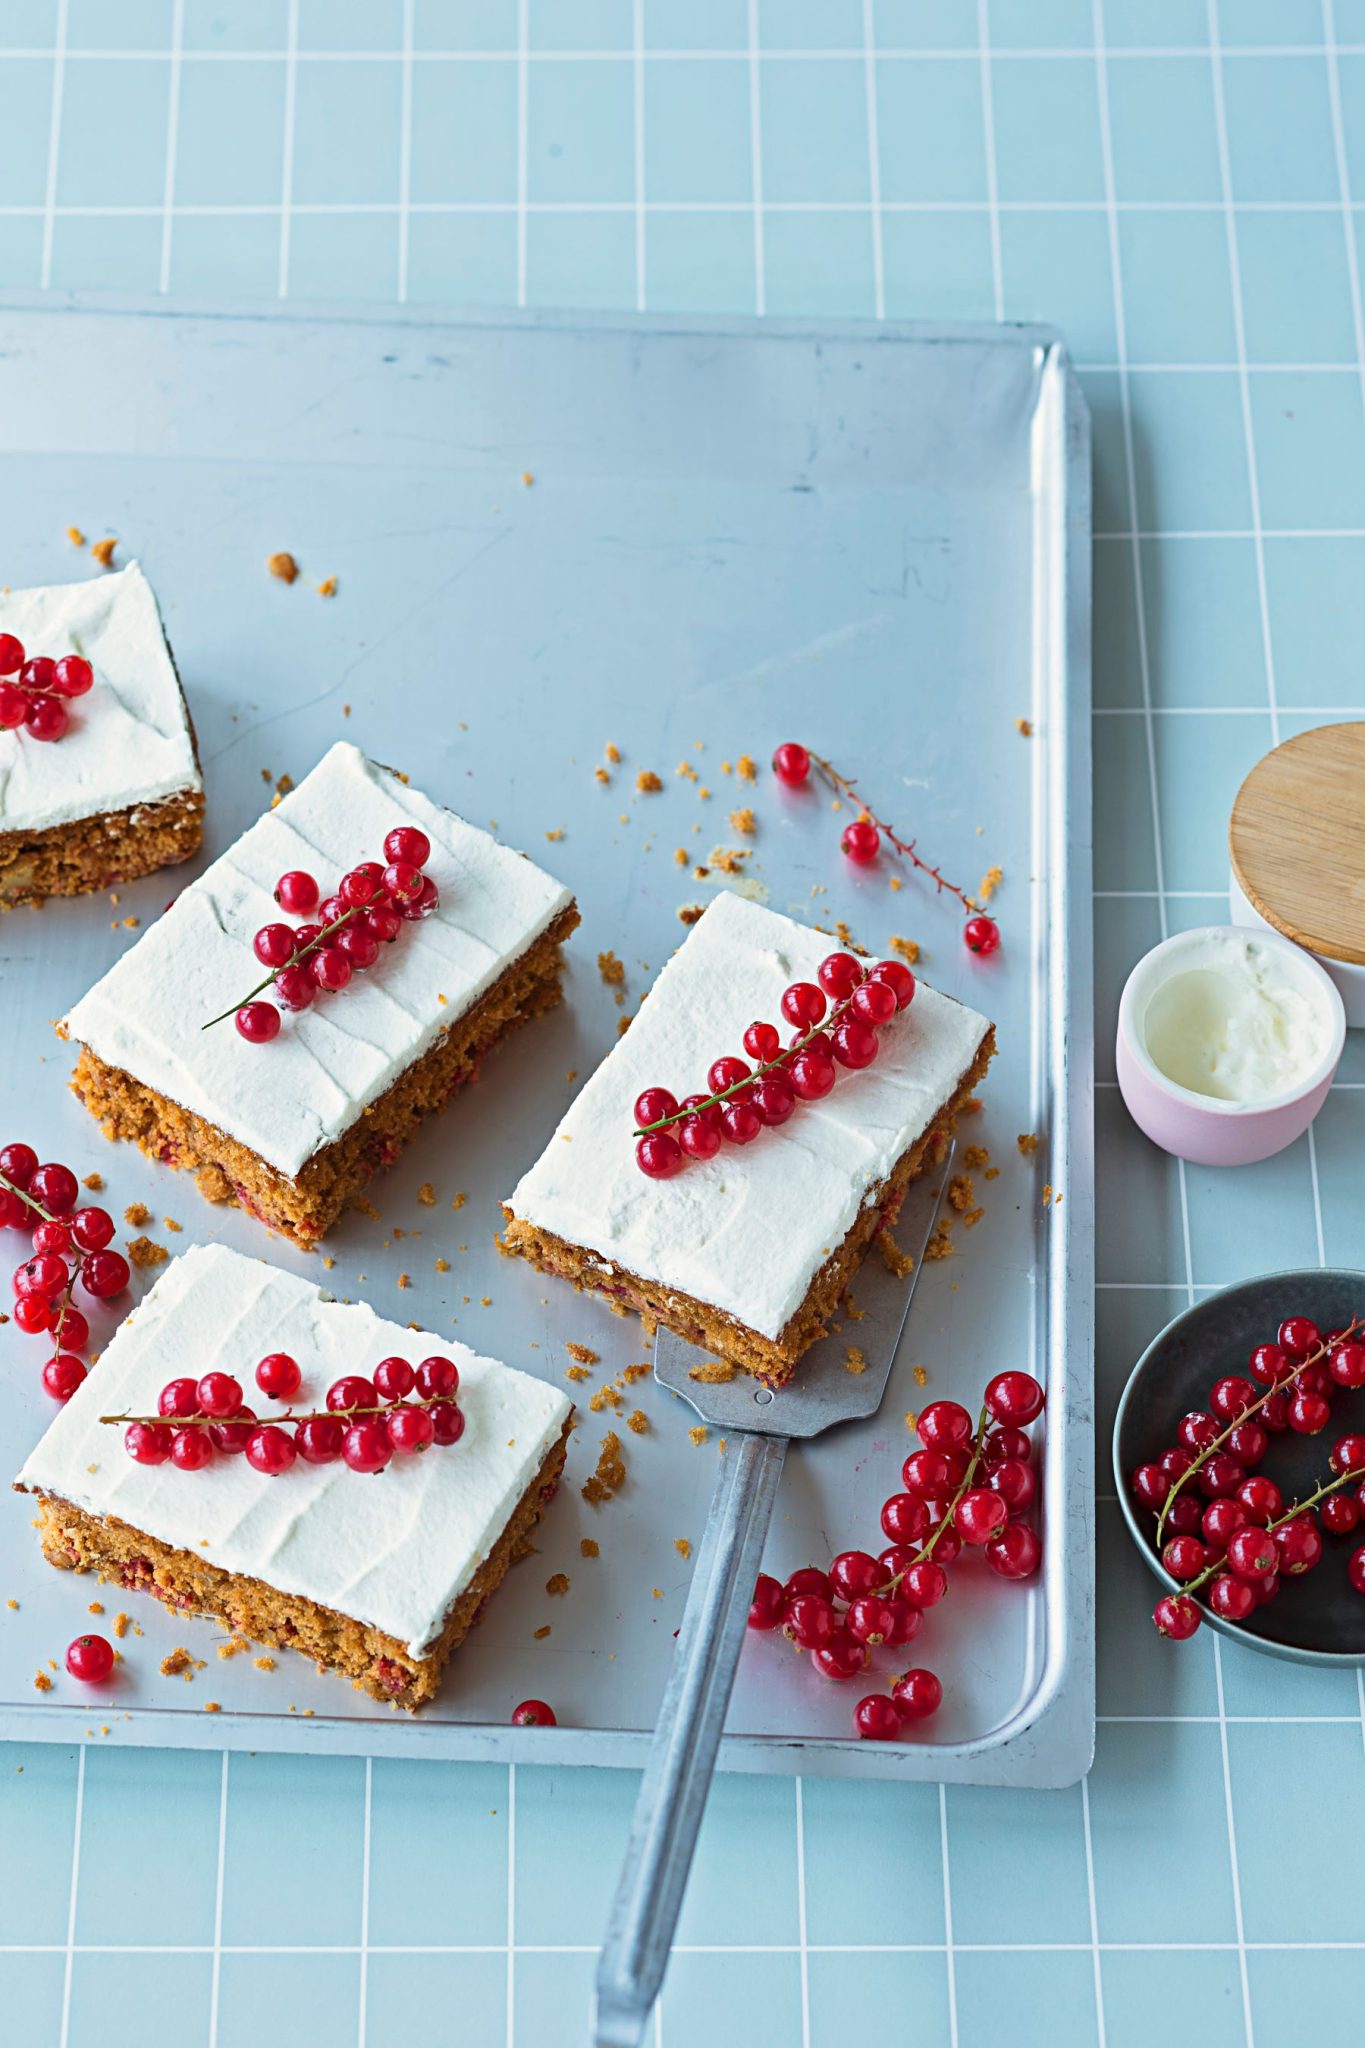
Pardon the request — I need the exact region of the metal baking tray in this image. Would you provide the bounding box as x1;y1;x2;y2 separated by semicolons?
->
0;300;1092;1786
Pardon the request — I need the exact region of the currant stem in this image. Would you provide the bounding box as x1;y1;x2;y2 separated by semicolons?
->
0;1168;59;1228
809;752;985;916
200;904;363;1032
1154;1315;1362;1544
99;1394;452;1430
633;984;867;1135
1180;1464;1360;1603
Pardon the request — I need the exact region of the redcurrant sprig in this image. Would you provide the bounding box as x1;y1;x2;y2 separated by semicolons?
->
771;742;1002;957
0;635;94;744
0;1144;128;1403
205;824;440;1043
632;951;916;1179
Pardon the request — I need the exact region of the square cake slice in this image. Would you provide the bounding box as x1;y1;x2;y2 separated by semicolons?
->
0;562;204;906
15;1244;574;1710
502;893;995;1384
64;741;579;1243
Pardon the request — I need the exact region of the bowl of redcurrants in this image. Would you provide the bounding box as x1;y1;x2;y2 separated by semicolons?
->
1114;1270;1365;1664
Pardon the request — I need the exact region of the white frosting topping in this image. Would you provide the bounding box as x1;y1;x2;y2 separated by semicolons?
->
15;1245;572;1658
66;742;573;1178
0;563;200;832
1140;928;1334;1104
507;893;991;1340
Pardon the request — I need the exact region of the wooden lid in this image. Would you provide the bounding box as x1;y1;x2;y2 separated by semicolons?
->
1229;722;1365;965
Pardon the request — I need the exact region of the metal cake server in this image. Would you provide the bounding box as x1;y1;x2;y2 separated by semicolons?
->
593;1143;955;2048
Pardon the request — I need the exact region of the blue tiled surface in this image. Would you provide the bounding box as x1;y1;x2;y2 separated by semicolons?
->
2;6;1364;2044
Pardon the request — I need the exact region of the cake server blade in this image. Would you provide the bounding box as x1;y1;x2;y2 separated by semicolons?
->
592;1144;954;2048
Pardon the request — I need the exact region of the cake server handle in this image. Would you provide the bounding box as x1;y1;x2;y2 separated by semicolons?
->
593;1427;789;2048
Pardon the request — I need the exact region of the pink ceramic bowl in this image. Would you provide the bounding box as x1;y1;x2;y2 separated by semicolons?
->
1116;925;1346;1167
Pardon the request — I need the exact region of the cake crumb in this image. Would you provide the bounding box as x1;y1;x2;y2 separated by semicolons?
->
323;1255;336;1269
878;1231;915;1280
545;828;565;842
947;1174;975;1214
87;1600;103;1614
452;1192;467;1210
417;1183;437;1206
546;1574;570;1600
924;1219;955;1262
565;1342;598;1365
688;1360;735;1384
33;1671;52;1692
82;1173;103;1191
594;765;610;785
889;936;921;966
113;1612;130;1639
844;1346;867;1375
123;1203;151;1228
588;1384;622;1412
617;1016;632;1034
353;1197;381;1220
217;1639;248;1660
979;865;1003;903
963;1207;985;1228
160;1647;199;1679
317;576;337;598
652;1587;663;1599
728;807;756;835
580;1538;600;1559
582;1430;626;1504
435;1257;450;1274
673;846;688;866
91;537;117;568
913;1365;928;1387
961;1095;983;1116
605;741;621;763
1016;718;1033;737
736;754;757;782
204;1702;221;1713
626;1408;649;1435
66;524;86;546
674;1538;692;1560
1017;1132;1040;1157
635;770;663;794
533;1625;551;1640
397;1274;411;1290
621;1363;650;1383
688;1425;709;1447
678;904;704;926
126;1236;169;1270
267;551;298;584
163;1216;182;1232
1043;1184;1056;1208
5;1598;16;1611
905;1411;918;1432
963;1144;990;1172
254;1656;276;1672
597;951;625;988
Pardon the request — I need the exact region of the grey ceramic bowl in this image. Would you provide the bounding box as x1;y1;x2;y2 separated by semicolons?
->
1113;1269;1365;1666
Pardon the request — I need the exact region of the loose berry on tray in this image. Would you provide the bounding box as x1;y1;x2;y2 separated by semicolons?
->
747;1573;786;1631
890;1668;943;1721
66;1634;115;1684
840;818;880;865
854;1693;902;1740
812;1632;869;1680
511;1698;557;1727
1154;1594;1201;1639
771;741;811;786
963;914;1001;956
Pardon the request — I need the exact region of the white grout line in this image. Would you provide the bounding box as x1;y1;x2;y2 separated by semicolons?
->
6;43;1363;64
1206;0;1279;752
505;1762;517;2048
747;0;765;315
1357;1669;1365;1768
1323;0;1365;419
939;1785;959;2048
633;0;647;313
357;1756;372;2048
1080;1775;1108;2048
794;1777;811;2048
57;1744;85;2048
861;0;885;321
977;0;1004;318
396;0;414;303
38;0;68;290
1211;1635;1257;2048
8;1937;1365;1955
277;0;298;298
515;0;529;308
207;1752;229;2048
158;0;184;294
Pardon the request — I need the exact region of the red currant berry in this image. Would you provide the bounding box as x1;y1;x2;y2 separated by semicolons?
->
197;1373;244;1418
784;1593;837;1650
676;1115;720;1160
1167;1494;1205;1535
1330;1435;1365;1476
1330;1341;1365;1388
788;1051;835;1100
1236;1475;1282;1524
246;1425;297;1476
1198;1453;1243;1498
382;859;424;904
309;945;353;993
159;1378;202;1418
416;1356;459;1399
42;1353;86;1402
884;1596;923;1646
0;1141;37;1187
1201;1498;1247;1547
1210;1376;1255;1422
52;654;93;697
253;923;297;968
784;1567;833;1603
255;1352;301;1400
1249;1342;1288;1385
342;1419;392;1473
0;683;28;730
388;1405;436;1453
383;825;432;869
70;1207;114;1253
636;1131;683;1179
747;1573;786;1630
707;1056;751;1095
1321;1494;1360;1536
986;1457;1036;1514
30;1163;78;1215
846;1594;898;1647
982;1427;1031;1468
1260;1389;1291;1433
1279;1316;1321;1359
236;1001;281;1043
829;1550;883;1602
955;1489;1008;1546
1226;1526;1277;1580
1154;1593;1201;1639
274;870;319;913
963;914;1001;956
1177;1411;1219;1453
901;1559;949;1608
1299;1361;1334;1398
66;1634;114;1684
429;1401;465;1446
31;1219;71;1256
902;1448;952;1497
867;962;914;1014
742;1021;780;1064
850;978;897;1026
841;818;880;864
984;1371;1044;1427
918;1400;974;1451
364;904;403;944
293;923;324;952
1209;1573;1255;1621
17;1252;68;1297
880;1492;930;1545
1274;1515;1323;1575
26;695;68;741
890;1668;943;1721
327;1374;378;1413
780;983;826;1030
296;1415;345;1463
398;875;440;922
511;1698;557;1727
771;742;811;786
720;1099;761;1145
813;962;861;1011
125;1420;173;1465
854;1693;902;1740
374;1356;415;1401
171;1427;214;1472
831;1018;879;1069
1348;1547;1365;1595
342;862;386;907
634;1088;679;1129
337;924;381;970
19;656;54;691
1225;1421;1268;1468
0;1188;28;1228
812;1631;869;1680
210;1407;258;1454
13;1293;53;1334
274;964;314;1012
1289;1388;1331;1434
750;1078;796;1127
0;633;23;674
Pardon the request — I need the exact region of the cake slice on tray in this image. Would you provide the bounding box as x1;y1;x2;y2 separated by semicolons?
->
62;741;579;1243
501;893;995;1386
0;562;204;907
14;1244;574;1710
